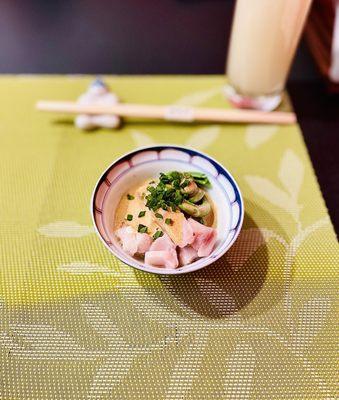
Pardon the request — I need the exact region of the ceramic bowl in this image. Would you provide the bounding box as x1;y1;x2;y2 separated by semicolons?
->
91;145;244;275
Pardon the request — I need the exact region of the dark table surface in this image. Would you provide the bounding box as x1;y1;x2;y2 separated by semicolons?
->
288;81;338;237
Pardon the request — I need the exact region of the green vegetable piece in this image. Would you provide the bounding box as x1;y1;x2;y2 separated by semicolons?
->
138;211;146;218
189;172;211;188
127;194;134;200
190;172;205;178
138;224;148;234
181;180;198;196
155;213;163;219
165;218;173;225
126;214;133;221
189;188;205;203
153;230;164;240
179;198;211;217
180;179;190;188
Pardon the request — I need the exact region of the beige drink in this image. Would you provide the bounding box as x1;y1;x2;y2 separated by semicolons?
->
226;0;312;110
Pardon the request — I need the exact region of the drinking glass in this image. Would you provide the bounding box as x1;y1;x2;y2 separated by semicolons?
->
226;0;313;111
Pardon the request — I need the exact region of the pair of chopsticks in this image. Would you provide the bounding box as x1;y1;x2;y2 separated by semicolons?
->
36;100;296;125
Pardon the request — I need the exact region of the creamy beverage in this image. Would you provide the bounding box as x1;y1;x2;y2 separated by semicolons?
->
226;0;313;110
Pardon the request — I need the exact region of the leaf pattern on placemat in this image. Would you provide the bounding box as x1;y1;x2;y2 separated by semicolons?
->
57;262;114;275
38;221;94;238
82;303;139;399
83;301;177;399
245;149;304;223
223;342;256;400
1;324;101;360
166;333;209;400
195;279;238;315
87;355;136;399
278;149;304;201
226;228;286;270
294;297;332;349
245;125;278;148
82;302;124;341
174;86;221;106
130;129;155;147
185;126;220;150
245;176;296;215
130;126;220;150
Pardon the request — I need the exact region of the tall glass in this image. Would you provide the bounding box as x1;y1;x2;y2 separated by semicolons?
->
226;0;313;111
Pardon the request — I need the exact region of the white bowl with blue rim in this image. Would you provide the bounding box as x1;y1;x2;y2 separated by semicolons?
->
91;145;244;275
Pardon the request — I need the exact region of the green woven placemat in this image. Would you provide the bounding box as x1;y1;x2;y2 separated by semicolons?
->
0;76;338;400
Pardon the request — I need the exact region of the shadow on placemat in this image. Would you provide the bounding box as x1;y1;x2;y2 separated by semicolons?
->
135;208;287;320
52;117;215;130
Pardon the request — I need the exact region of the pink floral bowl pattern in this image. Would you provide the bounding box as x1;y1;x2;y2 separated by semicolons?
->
91;145;244;275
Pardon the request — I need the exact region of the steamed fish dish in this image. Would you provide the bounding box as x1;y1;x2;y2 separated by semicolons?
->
114;171;217;269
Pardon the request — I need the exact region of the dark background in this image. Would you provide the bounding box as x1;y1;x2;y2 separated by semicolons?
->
1;0;338;233
0;0;319;78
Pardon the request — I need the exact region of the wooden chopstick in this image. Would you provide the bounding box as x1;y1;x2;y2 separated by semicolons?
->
36;100;296;125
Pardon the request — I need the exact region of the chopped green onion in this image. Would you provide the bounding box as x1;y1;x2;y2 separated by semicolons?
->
126;214;133;221
144;171;211;212
165;218;173;225
180;179;190;188
155;213;163;219
127;194;134;200
138;211;146;218
138;224;148;234
153;230;164;240
147;186;156;194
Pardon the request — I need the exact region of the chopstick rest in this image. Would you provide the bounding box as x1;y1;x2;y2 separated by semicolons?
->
75;78;121;130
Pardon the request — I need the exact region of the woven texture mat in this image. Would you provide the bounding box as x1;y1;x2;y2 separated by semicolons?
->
0;76;338;400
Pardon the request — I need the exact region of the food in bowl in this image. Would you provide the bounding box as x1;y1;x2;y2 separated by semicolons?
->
92;145;244;275
114;171;217;269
